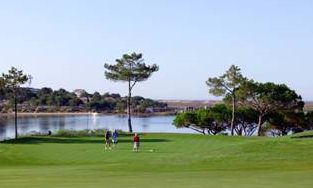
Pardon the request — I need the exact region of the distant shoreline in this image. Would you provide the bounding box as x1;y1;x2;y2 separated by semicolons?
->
1;112;94;117
0;111;176;118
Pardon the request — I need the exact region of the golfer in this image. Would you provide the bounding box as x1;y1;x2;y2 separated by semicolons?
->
133;133;140;152
104;130;112;151
112;130;118;147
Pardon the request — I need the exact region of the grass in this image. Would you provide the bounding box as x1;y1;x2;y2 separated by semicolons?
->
1;132;313;188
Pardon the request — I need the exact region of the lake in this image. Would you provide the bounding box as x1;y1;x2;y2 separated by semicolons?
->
0;114;194;140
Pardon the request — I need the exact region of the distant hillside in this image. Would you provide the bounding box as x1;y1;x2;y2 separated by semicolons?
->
162;100;313;112
304;101;313;111
159;100;220;109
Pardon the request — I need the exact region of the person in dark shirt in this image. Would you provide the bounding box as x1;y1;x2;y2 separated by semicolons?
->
133;133;140;152
104;130;112;151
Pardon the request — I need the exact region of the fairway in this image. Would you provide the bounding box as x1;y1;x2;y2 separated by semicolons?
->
1;133;313;188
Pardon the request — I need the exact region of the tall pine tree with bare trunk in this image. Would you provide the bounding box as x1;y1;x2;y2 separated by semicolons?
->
104;53;159;133
206;65;246;136
2;67;31;140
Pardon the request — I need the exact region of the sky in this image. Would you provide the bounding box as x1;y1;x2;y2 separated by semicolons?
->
1;0;313;100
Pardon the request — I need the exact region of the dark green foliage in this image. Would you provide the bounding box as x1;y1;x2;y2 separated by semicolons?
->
236;80;304;136
55;129;102;137
267;111;307;136
2;67;30;89
173;104;231;135
88;98;114;112
173;112;197;127
305;111;313;130
206;65;244;96
114;100;127;113
132;96;167;113
28;88;83;107
54;129;128;137
0;86;166;113
0;79;5;100
235;107;259;136
104;53;159;83
0;76;4;88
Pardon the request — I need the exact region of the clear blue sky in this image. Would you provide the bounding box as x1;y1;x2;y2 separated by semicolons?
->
1;0;313;100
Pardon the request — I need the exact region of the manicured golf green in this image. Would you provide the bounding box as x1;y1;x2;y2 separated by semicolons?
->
1;132;313;188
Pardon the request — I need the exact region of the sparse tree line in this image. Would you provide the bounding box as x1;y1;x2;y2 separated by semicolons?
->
174;65;313;136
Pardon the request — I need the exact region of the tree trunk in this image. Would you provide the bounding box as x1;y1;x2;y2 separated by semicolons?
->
188;126;205;134
281;129;288;136
238;127;242;136
14;94;18;140
242;125;246;136
256;115;263;136
230;95;236;136
127;79;133;133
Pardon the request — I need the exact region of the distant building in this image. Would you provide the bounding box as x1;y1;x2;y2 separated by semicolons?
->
73;89;88;98
73;89;90;104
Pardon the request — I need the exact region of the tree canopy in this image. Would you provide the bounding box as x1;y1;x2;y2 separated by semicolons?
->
104;53;159;85
236;80;303;136
173;104;231;135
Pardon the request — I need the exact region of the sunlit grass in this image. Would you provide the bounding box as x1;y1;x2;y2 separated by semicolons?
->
1;133;313;188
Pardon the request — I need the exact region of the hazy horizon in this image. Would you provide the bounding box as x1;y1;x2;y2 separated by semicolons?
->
1;0;313;100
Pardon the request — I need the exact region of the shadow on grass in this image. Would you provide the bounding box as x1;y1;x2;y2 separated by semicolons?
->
291;135;313;139
0;136;171;145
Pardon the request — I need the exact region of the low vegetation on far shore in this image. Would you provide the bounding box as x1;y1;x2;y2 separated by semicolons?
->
0;87;169;114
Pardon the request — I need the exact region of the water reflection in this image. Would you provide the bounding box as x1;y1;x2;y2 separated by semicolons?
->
58;117;66;130
0;114;194;140
39;117;50;132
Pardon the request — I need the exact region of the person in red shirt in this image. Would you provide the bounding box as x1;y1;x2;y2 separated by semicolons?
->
133;133;140;152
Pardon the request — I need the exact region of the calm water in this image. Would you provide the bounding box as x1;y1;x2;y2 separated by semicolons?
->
0;114;194;140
